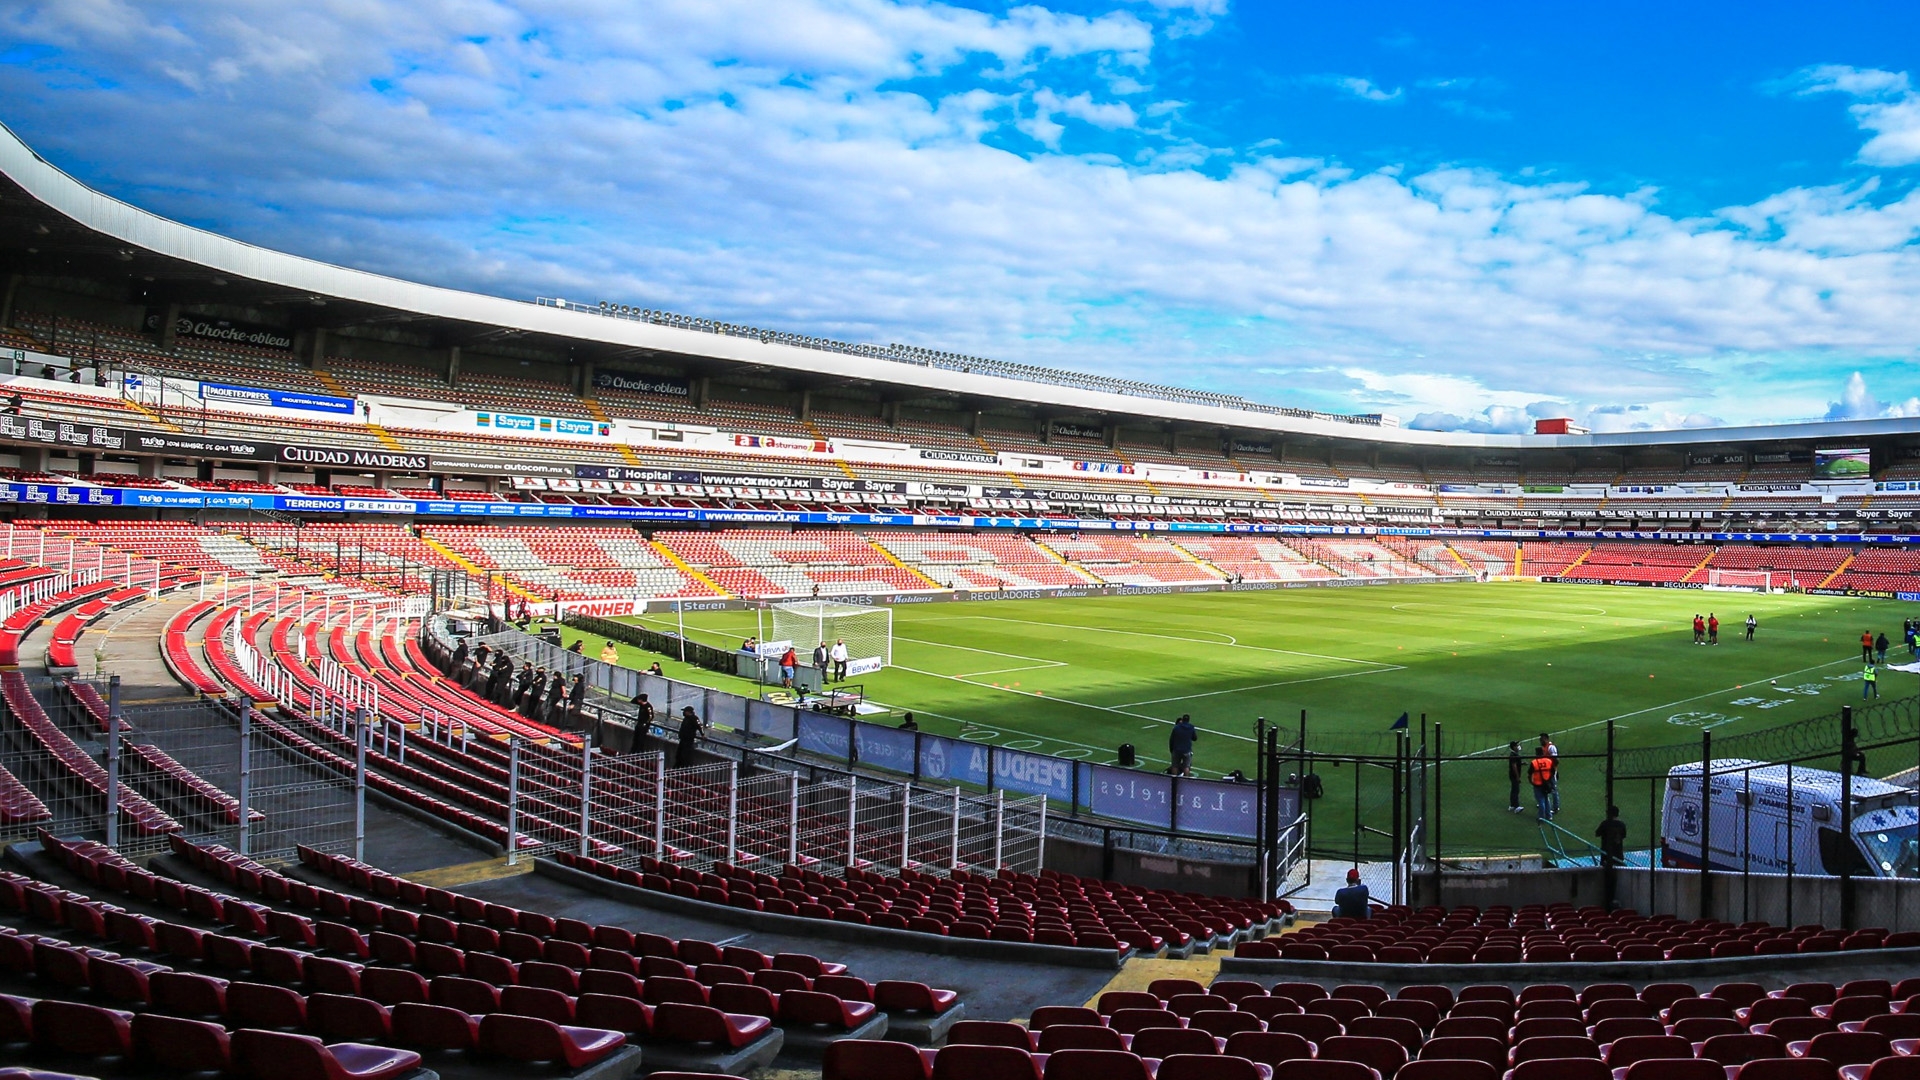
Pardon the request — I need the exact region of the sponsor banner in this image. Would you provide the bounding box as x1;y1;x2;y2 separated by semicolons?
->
475;412;614;439
853;724;918;775
734;433;831;453
0;414;129;451
1297;476;1349;489
1231;440;1274;456
1739;484;1808;493
200;381;356;416
1072;461;1134;475
1050;421;1103;441
0;482;117;507
1752;450;1812;464
1898;592;1920;603
919;448;998;464
917;734;990;787
592;371;690;397
145;312;294;351
907;482;970;499
845;656;884;677
1173;777;1276;839
432;456;574;478
990;748;1074;801
553;598;647;618
1084;764;1175;829
796;712;853;760
277;445;431;471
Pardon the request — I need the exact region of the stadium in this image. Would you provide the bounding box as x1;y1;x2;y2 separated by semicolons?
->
4;9;1920;1080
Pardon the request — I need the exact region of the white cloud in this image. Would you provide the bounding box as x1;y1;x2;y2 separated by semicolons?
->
1795;64;1920;167
1825;371;1920;420
8;5;1920;428
1319;76;1402;103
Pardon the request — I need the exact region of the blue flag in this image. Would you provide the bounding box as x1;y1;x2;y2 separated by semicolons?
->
1389;712;1409;730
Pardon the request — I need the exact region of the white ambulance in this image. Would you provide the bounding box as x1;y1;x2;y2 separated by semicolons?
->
1661;758;1920;878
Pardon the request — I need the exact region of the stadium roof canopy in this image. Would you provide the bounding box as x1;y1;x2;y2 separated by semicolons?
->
1;119;1914;455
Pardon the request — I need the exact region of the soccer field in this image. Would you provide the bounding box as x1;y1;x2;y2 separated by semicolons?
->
565;581;1918;856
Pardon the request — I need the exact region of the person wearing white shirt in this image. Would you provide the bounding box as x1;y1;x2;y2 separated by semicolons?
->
829;639;849;682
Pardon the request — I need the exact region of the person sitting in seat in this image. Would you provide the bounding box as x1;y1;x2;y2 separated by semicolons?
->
1334;868;1371;920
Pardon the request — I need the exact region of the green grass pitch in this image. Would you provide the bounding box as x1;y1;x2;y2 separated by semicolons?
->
554;581;1918;857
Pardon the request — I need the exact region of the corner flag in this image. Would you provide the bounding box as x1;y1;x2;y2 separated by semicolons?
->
1389;712;1409;730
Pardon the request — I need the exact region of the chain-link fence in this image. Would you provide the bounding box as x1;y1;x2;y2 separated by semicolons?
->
0;674;359;863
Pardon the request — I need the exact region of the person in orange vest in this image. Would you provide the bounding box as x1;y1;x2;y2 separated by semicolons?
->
1863;630;1876;663
1530;750;1556;821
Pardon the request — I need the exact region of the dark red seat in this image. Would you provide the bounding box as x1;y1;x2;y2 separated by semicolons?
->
1618;1060;1726;1080
1513;1037;1602;1064
1323;1034;1409;1078
931;1043;1044;1080
430;976;501;1015
228;981;308;1031
0;993;32;1043
132;1013;230;1072
1041;1048;1154;1080
231;1029;422;1080
31;1000;133;1057
1032;1007;1103;1031
308;993;393;1042
782;989;877;1031
362;968;429;1007
499;985;575;1024
1605;1036;1696;1069
1257;1061;1379;1080
1507;1060;1612;1080
150;972;230;1019
391;1002;480;1051
825;1037;935;1080
1399;1061;1498;1080
1701;1036;1791;1067
575;993;654;1037
878;980;961;1015
652;1001;774;1049
1040;1026;1132;1053
1134;1026;1226;1058
476;1012;625;1068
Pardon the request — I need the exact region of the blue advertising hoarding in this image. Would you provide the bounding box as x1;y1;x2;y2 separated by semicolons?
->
200;382;357;416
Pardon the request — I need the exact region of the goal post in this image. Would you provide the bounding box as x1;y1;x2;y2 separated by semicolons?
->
770;600;893;673
1706;569;1773;592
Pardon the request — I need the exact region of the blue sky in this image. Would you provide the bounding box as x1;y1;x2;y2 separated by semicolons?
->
5;1;1920;432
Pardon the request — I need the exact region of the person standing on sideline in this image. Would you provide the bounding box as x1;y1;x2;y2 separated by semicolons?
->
1907;623;1917;659
1708;614;1719;645
599;640;619;666
1746;614;1757;642
1692;614;1705;644
1865;662;1880;699
1596;806;1627;867
1540;732;1561;817
1333;868;1371;920
778;645;798;689
1168;715;1198;777
1877;632;1890;664
830;639;849;682
632;692;656;735
1863;630;1876;663
1507;741;1526;814
813;640;828;677
676;706;703;768
1530;745;1556;821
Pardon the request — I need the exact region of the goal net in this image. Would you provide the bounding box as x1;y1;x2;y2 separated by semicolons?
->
1706;569;1773;592
771;600;893;673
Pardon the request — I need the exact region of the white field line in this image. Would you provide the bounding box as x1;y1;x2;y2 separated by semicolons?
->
1115;665;1408;708
1458;655;1862;758
890;663;1259;745
870;699;1167;766
935;614;1401;669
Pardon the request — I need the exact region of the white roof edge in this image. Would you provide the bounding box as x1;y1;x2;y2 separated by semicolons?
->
4;119;1917;453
